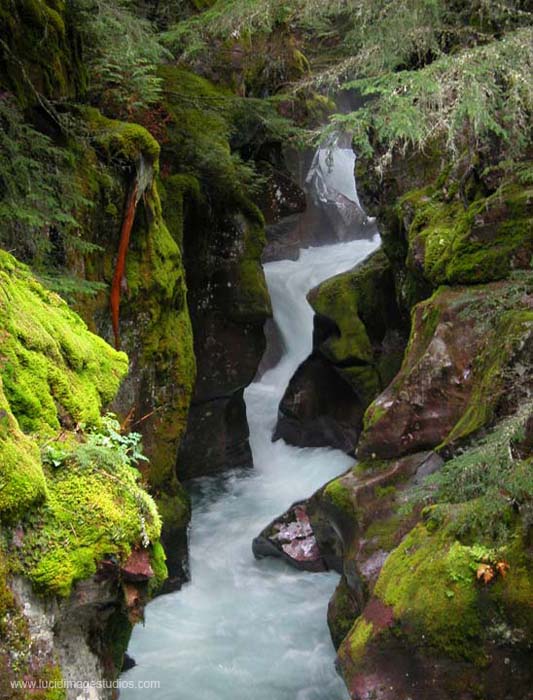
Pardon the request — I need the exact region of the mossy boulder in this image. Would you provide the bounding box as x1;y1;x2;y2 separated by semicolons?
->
337;520;533;700
401;178;533;288
66;112;196;585
0;252;167;689
153;65;271;479
359;280;533;459
85;107;161;167
309;248;406;401
274;250;407;454
0;249;164;595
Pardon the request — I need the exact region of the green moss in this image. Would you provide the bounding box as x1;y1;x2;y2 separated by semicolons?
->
363;281;533;445
0;377;48;521
104;608;133;675
490;538;533;636
324;478;358;519
402;178;533;287
0;250;128;436
329;576;361;649
364;512;405;552
347;618;374;663
374;523;486;662
159;173;201;249
155;481;191;533
446;307;533;445
231;216;272;322
310;260;377;365
0;250;167;598
148;540;168;596
39;663;67;700
310;249;403;407
84;108;160;168
0;0;85;107
18;450;162;597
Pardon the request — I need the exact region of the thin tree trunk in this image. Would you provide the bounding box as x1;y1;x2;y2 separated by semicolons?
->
110;178;139;350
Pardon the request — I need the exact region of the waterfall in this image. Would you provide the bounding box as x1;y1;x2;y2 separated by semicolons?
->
122;143;380;699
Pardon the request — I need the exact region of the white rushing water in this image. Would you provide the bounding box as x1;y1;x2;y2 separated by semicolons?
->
123;235;380;700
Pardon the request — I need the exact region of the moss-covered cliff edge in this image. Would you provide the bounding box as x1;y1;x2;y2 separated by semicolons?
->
0;251;168;697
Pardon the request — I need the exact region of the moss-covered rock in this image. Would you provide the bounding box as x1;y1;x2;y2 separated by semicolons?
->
274;249;407;453
338;518;533;700
359;280;533;459
154;65;271;479
309;248;406;401
63;111;196;584
0;251;167;691
402;179;533;288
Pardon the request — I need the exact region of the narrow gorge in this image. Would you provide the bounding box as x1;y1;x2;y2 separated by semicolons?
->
0;2;532;700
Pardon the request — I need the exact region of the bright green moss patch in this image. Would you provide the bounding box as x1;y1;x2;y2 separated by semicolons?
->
0;252;166;599
85;107;160;167
16;444;162;597
0;377;47;521
374;523;486;662
148;540;168;596
347;618;374;662
0;250;128;436
324;478;358;519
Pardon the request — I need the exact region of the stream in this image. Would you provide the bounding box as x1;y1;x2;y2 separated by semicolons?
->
122;233;379;700
123;135;380;698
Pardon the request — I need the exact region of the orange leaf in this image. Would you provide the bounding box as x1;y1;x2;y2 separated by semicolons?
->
496;561;510;577
476;563;495;584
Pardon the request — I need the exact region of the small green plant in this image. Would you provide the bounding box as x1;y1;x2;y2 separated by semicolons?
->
87;413;149;467
42;444;69;469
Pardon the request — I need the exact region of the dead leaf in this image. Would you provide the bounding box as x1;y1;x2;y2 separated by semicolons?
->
496;561;510;577
476;563;495;584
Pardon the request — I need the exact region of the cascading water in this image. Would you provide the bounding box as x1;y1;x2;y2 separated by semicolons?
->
122;147;380;700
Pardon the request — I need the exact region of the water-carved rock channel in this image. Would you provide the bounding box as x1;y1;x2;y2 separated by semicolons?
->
123;232;379;700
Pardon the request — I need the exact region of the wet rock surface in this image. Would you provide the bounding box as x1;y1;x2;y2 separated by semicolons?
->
273;353;365;452
179;211;272;480
358;282;533;459
274;249;407;454
253;503;328;572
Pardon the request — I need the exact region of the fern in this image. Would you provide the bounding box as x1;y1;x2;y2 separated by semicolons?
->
0;94;92;267
71;0;171;118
